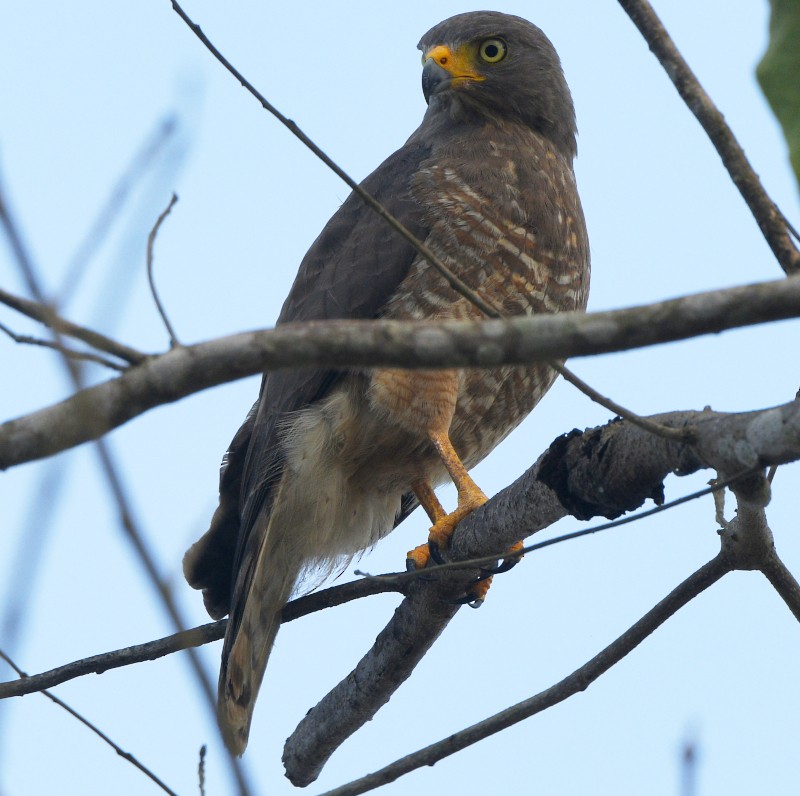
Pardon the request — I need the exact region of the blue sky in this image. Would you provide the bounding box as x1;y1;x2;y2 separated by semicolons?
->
1;2;799;795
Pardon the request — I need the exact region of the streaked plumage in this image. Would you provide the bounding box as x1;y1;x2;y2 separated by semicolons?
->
184;11;590;754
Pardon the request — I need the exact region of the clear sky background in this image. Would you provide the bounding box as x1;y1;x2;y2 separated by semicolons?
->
1;2;799;795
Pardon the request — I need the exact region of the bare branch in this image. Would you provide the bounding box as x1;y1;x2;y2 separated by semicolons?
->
167;2;700;443
359;473;752;588
3;276;800;469
0;648;179;796
282;401;800;785
761;555;800;623
1;172;254;796
58;115;178;305
714;472;800;619
552;361;691;442
0;575;403;700
315;555;732;796
198;745;207;796
0;286;146;365
0;320;126;370
170;0;502;320
146;193;181;346
617;0;800;274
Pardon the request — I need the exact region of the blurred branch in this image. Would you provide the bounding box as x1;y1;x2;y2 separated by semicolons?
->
0;176;254;796
314;555;731;796
3;276;800;469
0;320;126;370
0;648;179;796
58;115;178;305
146;192;181;346
0;576;404;700
283;402;800;784
0;286;146;364
617;0;800;274
198;745;207;796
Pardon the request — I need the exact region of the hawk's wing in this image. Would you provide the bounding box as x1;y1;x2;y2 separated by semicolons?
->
184;139;431;619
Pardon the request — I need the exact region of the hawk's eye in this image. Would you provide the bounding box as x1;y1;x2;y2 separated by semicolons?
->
479;38;507;63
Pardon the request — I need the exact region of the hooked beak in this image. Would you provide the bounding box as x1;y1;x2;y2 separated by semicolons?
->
422;58;451;103
421;44;485;104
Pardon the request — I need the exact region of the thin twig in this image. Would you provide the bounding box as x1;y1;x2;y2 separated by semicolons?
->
92;441;253;796
146;193;181;346
617;0;800;274
315;555;732;796
358;469;756;586
0;467;761;703
170;0;501;319
0;321;126;370
0;576;403;700
551;361;692;442
760;554;800;623
681;736;698;796
198;745;207;796
59;116;178;306
0;177;254;796
169;0;715;442
0;286;145;364
0;648;179;796
283;400;800;783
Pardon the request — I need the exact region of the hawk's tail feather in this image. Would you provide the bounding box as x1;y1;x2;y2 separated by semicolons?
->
217;501;303;756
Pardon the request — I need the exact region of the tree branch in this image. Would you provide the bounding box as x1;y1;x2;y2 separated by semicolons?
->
0;575;404;700
146;193;181;347
0;648;179;796
761;555;800;623
169;0;503;321
617;0;800;274
281;400;800;785
2;276;799;469
315;554;732;796
0;320;126;370
0;286;146;365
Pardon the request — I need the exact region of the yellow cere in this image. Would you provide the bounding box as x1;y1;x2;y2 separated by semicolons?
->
423;43;485;82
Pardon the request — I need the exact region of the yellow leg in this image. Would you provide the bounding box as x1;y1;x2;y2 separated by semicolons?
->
426;429;488;552
406;480;447;570
406;430;488;571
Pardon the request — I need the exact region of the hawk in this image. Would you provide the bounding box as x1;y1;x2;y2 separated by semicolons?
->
184;11;590;755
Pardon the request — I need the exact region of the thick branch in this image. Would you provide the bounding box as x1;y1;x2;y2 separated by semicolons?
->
3;276;800;469
282;400;800;785
317;555;732;796
617;0;800;274
2;402;798;781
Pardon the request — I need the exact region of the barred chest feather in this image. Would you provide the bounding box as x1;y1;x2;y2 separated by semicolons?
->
376;125;590;467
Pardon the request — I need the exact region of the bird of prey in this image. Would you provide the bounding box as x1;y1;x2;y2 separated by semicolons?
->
184;10;590;755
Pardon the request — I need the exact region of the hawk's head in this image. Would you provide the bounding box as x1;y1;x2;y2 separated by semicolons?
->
418;11;577;158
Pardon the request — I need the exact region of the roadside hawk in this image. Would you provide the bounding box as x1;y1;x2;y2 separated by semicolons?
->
184;10;590;755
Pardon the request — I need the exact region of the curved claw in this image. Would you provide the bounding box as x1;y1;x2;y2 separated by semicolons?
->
479;558;517;576
448;591;486;609
479;541;524;577
460;574;493;607
428;539;446;565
